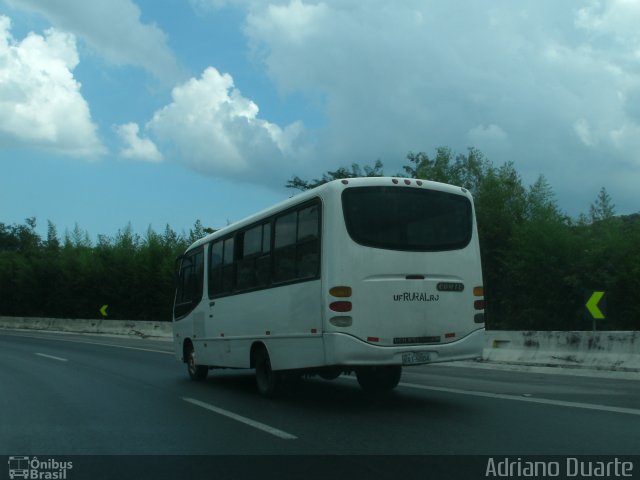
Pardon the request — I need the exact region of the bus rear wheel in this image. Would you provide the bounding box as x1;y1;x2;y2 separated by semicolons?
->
186;343;208;381
356;365;401;392
254;347;282;397
318;367;342;380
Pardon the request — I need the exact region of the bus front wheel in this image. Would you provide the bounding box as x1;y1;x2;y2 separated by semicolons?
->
186;343;208;381
254;347;282;397
356;365;401;392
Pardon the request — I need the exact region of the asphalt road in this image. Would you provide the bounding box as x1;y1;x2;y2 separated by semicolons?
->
2;330;639;479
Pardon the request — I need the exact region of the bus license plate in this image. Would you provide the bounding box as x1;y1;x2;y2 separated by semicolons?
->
402;351;433;365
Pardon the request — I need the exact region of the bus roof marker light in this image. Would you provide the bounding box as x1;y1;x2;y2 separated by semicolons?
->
330;286;352;297
404;179;411;185
341;180;349;185
392;179;399;184
417;180;423;186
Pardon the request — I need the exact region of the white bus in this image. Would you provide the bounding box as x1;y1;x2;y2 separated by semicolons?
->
172;177;485;396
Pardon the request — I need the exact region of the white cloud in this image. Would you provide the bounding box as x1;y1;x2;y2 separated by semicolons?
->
115;122;163;162
189;0;250;12
573;118;596;147
467;124;508;144
248;0;328;46
7;0;181;81
576;0;640;46
0;15;104;157
241;0;640;208
610;122;640;159
145;66;305;183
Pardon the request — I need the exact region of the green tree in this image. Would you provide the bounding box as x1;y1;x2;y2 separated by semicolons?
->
404;147;455;183
46;220;60;250
506;176;577;329
287;160;384;191
589;187;615;223
189;219;208;243
402;147;491;195
473;162;527;329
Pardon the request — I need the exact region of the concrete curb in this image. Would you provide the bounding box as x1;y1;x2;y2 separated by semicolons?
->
0;316;172;339
1;317;638;373
484;330;640;373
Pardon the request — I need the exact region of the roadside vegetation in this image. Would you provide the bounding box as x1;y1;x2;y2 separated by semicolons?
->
1;147;638;330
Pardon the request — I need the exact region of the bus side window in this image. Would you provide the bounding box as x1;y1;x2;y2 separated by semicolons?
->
274;202;320;284
256;222;271;287
193;250;204;300
209;241;223;297
210;237;235;297
274;211;297;283
175;257;193;318
237;223;271;291
297;205;319;278
221;237;235;293
174;247;204;319
237;226;259;291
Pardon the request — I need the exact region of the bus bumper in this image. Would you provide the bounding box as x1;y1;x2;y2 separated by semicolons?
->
323;328;485;366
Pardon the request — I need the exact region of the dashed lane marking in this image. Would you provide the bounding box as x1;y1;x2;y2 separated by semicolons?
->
34;352;68;362
182;397;297;440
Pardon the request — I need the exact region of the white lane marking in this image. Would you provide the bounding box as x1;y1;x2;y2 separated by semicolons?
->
397;382;640;417
3;331;173;355
182;397;297;440
35;352;68;362
71;342;173;355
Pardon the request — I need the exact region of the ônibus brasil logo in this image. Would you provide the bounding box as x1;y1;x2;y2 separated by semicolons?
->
8;456;73;480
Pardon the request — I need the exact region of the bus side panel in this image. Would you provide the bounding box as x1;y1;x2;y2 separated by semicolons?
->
198;279;324;369
263;336;325;370
172;318;190;361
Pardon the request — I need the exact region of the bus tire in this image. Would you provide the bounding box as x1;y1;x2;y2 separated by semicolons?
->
186;342;208;381
254;347;281;397
319;367;342;380
356;365;401;392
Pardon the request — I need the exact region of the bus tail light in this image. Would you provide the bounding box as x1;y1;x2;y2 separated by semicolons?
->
367;337;380;343
330;316;352;327
330;301;352;312
473;285;485;310
330;286;352;297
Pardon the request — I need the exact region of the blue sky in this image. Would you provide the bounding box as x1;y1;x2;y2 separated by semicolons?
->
2;0;639;241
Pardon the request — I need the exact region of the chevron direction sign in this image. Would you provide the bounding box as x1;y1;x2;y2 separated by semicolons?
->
585;291;606;320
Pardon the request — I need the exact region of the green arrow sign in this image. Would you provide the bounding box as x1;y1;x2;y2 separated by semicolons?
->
585;291;605;319
100;304;109;317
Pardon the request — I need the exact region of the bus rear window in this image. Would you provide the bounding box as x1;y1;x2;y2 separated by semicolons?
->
342;186;472;251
